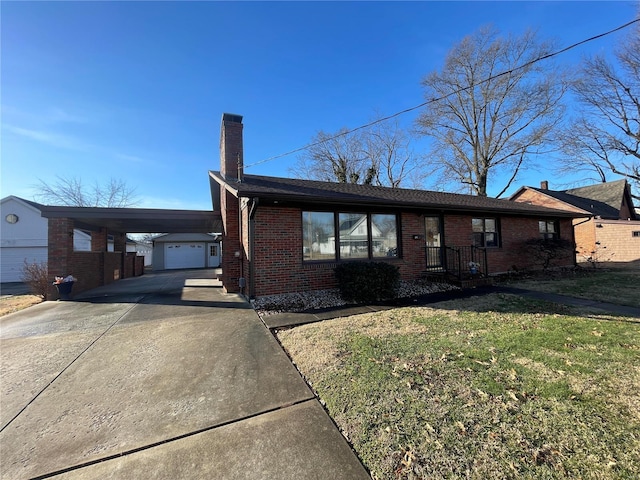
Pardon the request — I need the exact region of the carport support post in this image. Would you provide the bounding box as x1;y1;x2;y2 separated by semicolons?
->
91;228;108;252
47;218;74;299
113;233;127;277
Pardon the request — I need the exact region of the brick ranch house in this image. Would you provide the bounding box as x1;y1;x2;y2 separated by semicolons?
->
210;114;579;298
511;180;640;265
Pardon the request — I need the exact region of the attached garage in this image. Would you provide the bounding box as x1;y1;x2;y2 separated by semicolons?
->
152;233;221;270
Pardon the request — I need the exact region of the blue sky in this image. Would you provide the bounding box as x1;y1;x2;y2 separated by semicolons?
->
1;1;637;209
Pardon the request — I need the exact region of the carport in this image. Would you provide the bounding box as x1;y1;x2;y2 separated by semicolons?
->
39;205;222;297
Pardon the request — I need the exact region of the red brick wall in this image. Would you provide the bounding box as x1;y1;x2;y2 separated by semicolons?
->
47;217;131;298
574;219;596;262
512;188;587;214
398;212;428;280
124;253;134;278
245;207;577;297
221;189;242;293
250;208;440;296
443;214;574;273
66;252;102;293
47;218;74;299
252;206;309;296
134;256;145;276
220;116;243;181
104;252;122;284
91;228;108;252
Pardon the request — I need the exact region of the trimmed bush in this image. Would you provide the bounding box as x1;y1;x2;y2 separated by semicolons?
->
334;262;400;303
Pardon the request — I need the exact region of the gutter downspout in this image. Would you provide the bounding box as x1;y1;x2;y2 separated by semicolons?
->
238;196;245;296
248;198;259;299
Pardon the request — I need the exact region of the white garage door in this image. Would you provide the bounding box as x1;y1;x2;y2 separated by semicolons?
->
164;243;206;270
0;247;48;283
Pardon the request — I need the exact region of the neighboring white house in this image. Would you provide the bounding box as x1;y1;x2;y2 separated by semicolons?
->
1;196;49;282
152;233;221;270
2;196;101;282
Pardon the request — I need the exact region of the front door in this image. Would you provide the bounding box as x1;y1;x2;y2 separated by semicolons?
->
425;216;442;268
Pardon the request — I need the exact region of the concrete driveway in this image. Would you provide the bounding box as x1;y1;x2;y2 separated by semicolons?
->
0;270;369;479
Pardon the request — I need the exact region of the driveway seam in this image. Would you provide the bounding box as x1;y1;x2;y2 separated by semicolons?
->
0;301;139;434
29;398;318;480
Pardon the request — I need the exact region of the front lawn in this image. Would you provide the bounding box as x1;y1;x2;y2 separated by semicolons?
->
277;294;640;479
0;295;43;317
506;267;640;308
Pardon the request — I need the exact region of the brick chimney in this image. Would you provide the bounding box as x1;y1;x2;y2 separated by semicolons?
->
540;180;549;190
220;113;243;182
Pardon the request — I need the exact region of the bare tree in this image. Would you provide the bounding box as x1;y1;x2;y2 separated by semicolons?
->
291;128;376;185
416;26;566;197
291;119;423;188
365;118;424;188
33;175;138;207
558;25;640;200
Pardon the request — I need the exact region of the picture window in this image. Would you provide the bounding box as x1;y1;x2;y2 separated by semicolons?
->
302;211;399;261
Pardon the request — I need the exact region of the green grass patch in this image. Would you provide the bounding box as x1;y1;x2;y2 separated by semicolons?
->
278;294;640;480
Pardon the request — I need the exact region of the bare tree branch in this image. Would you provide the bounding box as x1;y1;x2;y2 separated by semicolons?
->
559;23;640;200
416;26;567;197
290;119;425;188
32;175;139;207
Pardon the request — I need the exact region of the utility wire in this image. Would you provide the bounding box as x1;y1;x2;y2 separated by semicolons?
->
245;17;639;169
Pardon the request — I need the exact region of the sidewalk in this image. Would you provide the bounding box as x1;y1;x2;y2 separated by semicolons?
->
262;285;639;329
493;286;640;318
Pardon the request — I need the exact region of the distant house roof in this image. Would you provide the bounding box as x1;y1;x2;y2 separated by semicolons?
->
514;179;636;220
210;172;578;218
1;195;46;212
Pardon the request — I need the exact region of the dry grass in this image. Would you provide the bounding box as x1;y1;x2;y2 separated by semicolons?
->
278;294;640;479
0;295;43;317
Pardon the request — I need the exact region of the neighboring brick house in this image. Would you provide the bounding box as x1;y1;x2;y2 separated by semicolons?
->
510;180;640;265
210;114;579;298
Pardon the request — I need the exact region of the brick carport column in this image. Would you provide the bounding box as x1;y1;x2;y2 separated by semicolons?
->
91;228;108;252
112;232;127;278
47;217;74;299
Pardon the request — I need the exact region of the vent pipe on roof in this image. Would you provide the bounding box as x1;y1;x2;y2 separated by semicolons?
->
220;113;244;182
540;180;549;190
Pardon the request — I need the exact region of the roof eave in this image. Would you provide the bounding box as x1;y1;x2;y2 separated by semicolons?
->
235;191;579;218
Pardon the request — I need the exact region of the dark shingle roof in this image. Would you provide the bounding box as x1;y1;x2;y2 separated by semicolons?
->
531;180;628;219
210;172;578;217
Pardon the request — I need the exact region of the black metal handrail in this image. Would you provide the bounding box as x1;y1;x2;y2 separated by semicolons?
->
424;245;488;280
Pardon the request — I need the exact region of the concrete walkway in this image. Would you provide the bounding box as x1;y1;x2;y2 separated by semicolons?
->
0;270;369;480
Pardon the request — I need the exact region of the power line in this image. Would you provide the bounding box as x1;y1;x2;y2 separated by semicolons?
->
245;17;639;169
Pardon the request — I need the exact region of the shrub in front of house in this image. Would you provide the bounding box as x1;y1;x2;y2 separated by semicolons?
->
334;262;400;303
21;260;50;299
522;237;575;271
